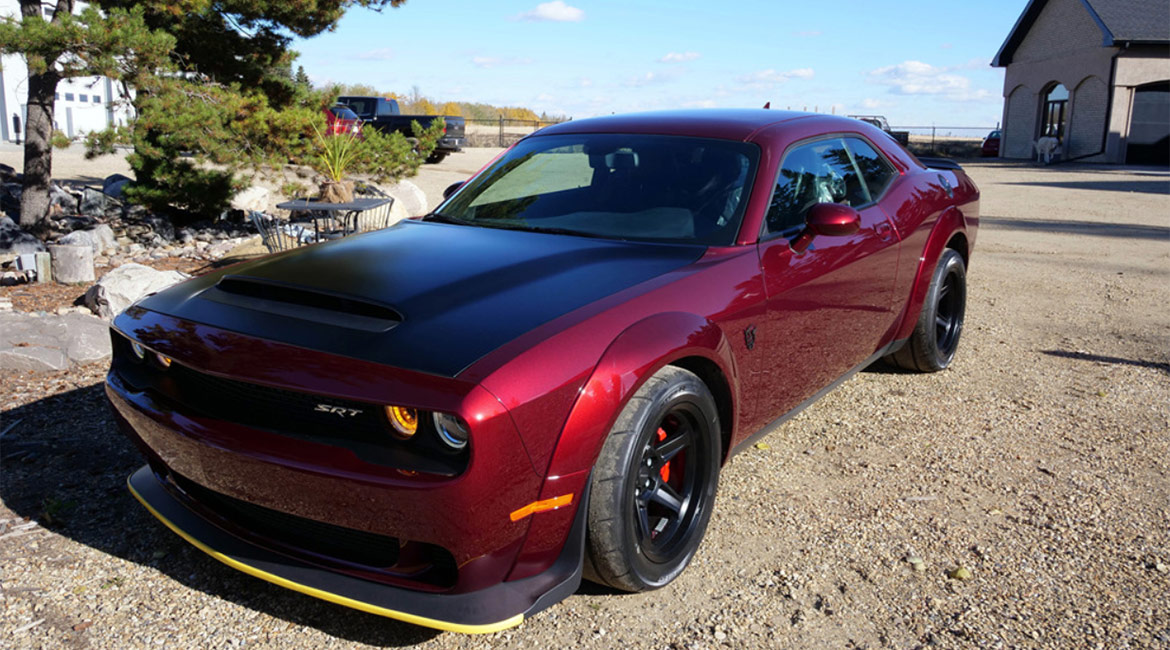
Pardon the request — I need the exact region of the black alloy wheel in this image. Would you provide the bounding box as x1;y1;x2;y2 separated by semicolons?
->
585;366;721;592
886;247;967;372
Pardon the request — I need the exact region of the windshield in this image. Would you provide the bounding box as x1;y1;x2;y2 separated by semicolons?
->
437;134;759;245
338;98;374;118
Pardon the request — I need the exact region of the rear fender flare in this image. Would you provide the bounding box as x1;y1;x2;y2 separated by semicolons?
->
894;206;969;341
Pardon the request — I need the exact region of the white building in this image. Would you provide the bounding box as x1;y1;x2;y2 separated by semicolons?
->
0;0;134;142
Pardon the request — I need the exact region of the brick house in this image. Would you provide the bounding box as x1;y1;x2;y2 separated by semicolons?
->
992;0;1169;164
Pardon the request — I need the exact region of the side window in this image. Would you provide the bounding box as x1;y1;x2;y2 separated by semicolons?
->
844;138;896;200
764;138;868;235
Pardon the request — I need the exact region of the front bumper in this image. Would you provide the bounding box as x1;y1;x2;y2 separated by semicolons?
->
128;465;586;633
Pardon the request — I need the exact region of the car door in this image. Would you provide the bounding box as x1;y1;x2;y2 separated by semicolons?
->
753;135;901;420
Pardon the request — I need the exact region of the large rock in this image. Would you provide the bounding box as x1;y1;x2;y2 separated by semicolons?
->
385;180;428;217
57;224;117;255
0;215;45;255
49;183;78;214
230;185;270;213
0;311;111;371
103;173;132;199
84;262;188;319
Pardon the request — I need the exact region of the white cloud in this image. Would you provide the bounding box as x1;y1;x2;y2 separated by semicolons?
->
683;99;718;108
737;68;815;86
579;77;593;87
626;71;676;87
472;56;534;69
794;30;822;37
517;1;584;22
355;48;394;61
659;51;700;64
866;60;993;101
861;97;889;109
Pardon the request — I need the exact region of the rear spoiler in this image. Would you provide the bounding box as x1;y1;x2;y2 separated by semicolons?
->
916;156;964;171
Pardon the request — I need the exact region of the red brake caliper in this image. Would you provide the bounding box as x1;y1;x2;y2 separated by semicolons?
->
656;427;670;482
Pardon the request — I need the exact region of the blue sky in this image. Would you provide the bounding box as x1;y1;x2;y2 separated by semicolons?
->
294;0;1026;127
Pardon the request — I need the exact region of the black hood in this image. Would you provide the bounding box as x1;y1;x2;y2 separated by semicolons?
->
137;221;704;377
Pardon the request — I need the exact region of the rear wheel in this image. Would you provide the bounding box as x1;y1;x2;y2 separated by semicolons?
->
887;248;967;372
584;366;721;591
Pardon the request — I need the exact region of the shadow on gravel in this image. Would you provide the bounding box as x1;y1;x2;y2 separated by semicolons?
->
1041;350;1170;375
980;216;1170;240
0;382;442;646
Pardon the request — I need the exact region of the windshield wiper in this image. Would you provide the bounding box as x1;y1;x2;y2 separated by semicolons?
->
474;220;610;240
420;212;470;225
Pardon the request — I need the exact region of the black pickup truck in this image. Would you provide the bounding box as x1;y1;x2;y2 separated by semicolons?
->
338;96;467;163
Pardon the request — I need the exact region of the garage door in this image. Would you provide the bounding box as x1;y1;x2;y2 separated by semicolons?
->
1126;81;1169;166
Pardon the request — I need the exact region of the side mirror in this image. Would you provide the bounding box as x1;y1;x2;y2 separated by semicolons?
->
790;203;861;253
442;181;464;200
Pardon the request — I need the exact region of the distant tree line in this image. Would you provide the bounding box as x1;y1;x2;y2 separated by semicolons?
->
331;83;567;123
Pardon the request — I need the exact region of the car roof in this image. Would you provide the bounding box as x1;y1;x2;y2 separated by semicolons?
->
537;109;837;141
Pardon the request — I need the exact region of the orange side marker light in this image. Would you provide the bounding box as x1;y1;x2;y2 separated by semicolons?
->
510;494;573;522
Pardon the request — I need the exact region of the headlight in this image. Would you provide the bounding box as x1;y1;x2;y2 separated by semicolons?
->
154;353;172;368
130;341;147;360
432;412;469;450
386;406;419;439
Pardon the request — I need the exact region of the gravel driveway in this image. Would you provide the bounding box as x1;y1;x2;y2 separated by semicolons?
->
2;160;1168;649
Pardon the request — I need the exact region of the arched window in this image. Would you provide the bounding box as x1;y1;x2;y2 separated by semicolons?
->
1040;83;1069;138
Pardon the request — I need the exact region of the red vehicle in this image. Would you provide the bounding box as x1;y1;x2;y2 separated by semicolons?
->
107;109;978;633
324;103;363;137
981;129;1001;157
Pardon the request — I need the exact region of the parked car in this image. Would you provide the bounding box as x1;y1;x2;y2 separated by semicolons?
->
847;114;911;145
982;129;1002;157
337;95;466;163
324;104;363;137
108;109;978;633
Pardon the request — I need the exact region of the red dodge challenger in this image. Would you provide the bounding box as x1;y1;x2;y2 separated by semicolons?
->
107;109;978;633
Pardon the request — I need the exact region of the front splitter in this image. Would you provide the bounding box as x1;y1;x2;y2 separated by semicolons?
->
127;466;585;634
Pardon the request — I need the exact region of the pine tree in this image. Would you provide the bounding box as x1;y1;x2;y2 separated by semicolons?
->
0;2;174;228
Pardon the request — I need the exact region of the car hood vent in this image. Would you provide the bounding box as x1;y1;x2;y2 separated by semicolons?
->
204;275;402;332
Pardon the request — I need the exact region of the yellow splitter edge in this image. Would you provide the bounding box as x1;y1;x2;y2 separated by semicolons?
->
127;472;523;634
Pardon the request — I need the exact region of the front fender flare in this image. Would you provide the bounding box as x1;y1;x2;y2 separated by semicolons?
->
547;311;737;480
504;312;737;581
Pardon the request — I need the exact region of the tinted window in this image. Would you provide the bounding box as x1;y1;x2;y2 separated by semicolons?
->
338;98;374;118
65;93;75;101
439;134;759;246
844;138;896;200
329;106;359;121
764;138;868;235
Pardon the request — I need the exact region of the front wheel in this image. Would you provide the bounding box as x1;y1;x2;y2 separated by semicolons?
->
886;248;967;372
584;366;721;592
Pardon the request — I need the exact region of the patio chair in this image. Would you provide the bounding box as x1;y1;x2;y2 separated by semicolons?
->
248;210;314;253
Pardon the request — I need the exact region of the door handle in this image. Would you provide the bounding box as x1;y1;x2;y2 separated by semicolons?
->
875;221;895;241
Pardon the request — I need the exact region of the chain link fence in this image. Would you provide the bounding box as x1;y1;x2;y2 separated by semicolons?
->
894;125;999;158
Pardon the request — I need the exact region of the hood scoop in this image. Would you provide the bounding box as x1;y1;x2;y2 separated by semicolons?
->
202;275;402;332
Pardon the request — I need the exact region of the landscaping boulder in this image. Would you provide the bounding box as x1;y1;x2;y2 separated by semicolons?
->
230;185;270;213
0;216;45;256
57;224;117;256
0;310;111;371
84;262;188;319
103;173;132;199
385;180;428;216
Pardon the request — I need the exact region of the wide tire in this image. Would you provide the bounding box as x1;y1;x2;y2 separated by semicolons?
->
583;366;721;592
887;248;967;372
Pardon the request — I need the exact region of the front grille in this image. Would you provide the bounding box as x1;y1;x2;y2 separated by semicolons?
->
167;363;390;441
175;473;400;568
110;331;468;476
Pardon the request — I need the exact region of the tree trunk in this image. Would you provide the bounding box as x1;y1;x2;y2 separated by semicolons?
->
19;71;60;229
17;0;69;230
